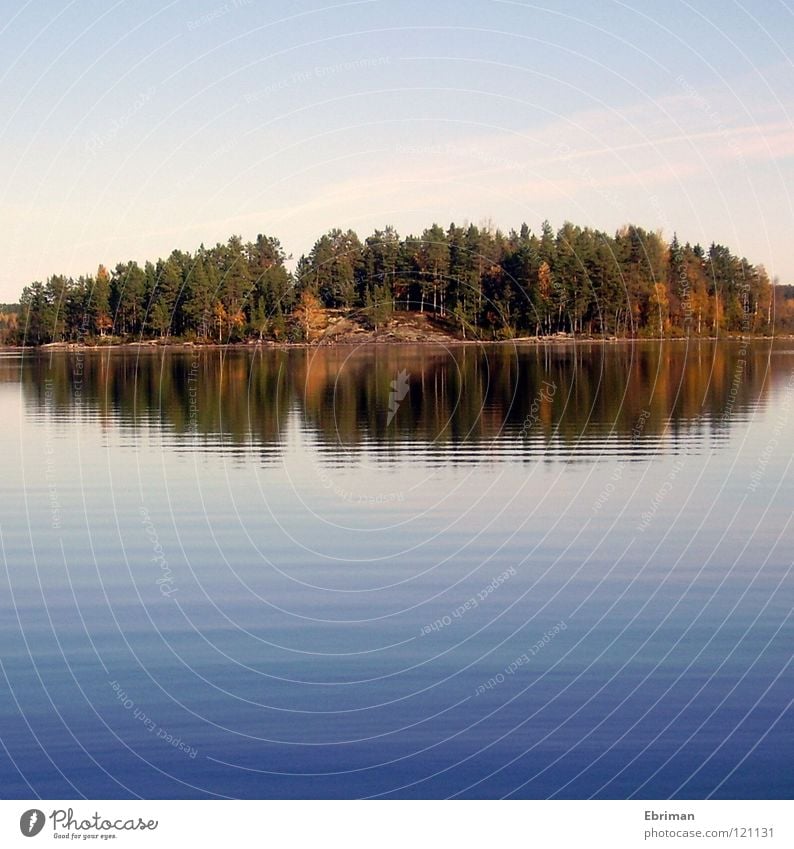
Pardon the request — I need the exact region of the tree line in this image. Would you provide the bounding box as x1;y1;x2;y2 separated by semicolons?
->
6;220;788;345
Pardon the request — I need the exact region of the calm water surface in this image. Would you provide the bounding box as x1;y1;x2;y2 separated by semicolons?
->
1;341;792;799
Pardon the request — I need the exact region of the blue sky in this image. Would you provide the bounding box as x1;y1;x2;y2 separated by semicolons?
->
1;0;793;300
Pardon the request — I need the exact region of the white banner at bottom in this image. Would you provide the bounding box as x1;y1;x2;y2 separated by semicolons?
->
1;800;790;848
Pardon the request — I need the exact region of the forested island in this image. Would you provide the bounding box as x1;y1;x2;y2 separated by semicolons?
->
5;220;794;346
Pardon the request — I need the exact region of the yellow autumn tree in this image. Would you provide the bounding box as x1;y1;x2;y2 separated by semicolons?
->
293;291;325;341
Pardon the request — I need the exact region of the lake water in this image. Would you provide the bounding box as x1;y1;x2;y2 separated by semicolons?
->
1;341;792;799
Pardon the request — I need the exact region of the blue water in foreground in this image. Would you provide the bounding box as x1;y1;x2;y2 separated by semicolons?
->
0;342;791;799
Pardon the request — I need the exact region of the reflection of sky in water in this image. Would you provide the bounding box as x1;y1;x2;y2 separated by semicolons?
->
0;344;791;799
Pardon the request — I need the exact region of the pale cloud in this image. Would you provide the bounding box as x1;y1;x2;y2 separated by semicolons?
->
365;77;794;212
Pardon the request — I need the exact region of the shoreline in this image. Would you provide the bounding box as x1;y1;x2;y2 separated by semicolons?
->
0;334;788;353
